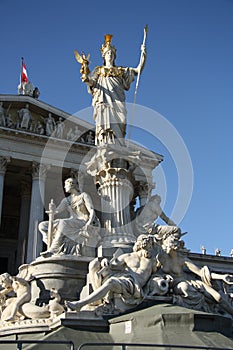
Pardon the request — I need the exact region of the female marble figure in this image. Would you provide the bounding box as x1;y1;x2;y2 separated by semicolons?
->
39;178;100;257
45;112;56;136
17;104;32;129
157;234;233;316
76;34;146;145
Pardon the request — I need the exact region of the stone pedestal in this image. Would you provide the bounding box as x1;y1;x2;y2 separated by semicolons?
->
86;145;141;250
23;256;92;305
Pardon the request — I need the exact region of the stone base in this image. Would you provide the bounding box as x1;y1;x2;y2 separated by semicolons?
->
0;304;233;348
23;255;93;305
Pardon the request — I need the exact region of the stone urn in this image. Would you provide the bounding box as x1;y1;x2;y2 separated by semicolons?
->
26;255;92;305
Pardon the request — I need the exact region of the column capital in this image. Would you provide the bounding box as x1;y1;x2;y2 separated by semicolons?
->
31;161;50;180
0;156;10;174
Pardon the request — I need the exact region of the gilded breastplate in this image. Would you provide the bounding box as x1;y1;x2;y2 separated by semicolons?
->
96;66;123;78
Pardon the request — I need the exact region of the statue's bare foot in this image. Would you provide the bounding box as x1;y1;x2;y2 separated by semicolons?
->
65;300;82;311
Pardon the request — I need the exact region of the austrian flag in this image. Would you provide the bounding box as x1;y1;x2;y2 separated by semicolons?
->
21;60;28;83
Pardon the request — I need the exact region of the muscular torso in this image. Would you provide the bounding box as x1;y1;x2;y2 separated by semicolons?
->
119;252;157;287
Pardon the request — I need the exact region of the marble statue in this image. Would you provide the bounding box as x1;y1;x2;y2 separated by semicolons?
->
0;273;31;321
86;130;95;144
0;273;13;313
157;233;233;316
45;112;56;136
18;82;34;96
35;120;45;135
39;177;100;257
55;117;64;138
66;126;81;141
0;272;50;321
75;34;146;145
135;194;178;237
66;235;169;314
17;104;32;130
48;288;65;318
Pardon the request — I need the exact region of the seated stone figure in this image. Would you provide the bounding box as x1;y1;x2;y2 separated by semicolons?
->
157;233;233;317
39;178;100;257
66;235;169;314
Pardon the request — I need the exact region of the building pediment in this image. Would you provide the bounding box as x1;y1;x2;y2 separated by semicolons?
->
0;94;95;146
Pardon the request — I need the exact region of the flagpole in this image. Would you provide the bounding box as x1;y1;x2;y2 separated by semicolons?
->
20;57;24;86
127;25;148;145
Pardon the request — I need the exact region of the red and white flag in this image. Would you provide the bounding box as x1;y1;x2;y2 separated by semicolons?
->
21;59;28;83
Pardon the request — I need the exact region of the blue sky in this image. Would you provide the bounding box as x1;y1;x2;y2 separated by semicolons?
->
1;0;233;256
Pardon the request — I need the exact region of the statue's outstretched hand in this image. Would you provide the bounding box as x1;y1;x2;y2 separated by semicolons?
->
81;74;89;83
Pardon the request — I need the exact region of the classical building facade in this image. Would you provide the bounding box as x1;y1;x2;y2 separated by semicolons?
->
0;94;99;272
0;94;161;274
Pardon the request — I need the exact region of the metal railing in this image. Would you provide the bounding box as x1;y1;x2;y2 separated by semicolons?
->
78;343;233;350
0;339;231;350
0;339;74;350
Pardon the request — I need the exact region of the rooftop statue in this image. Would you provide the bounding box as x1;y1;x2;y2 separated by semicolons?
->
74;30;147;145
17;104;32;130
39;177;101;258
45;112;56;136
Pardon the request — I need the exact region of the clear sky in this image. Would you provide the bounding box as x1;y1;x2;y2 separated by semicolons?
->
1;0;232;256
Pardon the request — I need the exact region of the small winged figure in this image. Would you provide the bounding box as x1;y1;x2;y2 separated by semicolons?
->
74;50;90;80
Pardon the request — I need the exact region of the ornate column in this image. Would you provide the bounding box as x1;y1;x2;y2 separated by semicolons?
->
26;162;49;263
96;167;135;247
16;182;31;268
0;156;10;224
86;145;140;251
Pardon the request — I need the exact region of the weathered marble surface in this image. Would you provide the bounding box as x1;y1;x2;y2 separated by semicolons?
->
39;178;101;258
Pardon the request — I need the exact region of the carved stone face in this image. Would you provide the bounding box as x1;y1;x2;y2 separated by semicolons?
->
104;49;115;66
137;234;154;251
163;235;180;253
64;178;78;193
